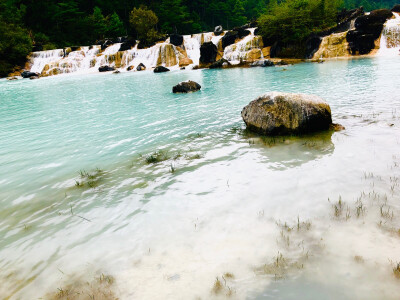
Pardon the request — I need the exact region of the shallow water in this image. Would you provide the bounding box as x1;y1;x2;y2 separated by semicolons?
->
1;57;400;299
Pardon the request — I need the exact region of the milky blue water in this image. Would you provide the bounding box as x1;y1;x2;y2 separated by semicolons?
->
1;58;400;299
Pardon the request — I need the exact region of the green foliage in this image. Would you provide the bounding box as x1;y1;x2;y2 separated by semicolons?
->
258;0;342;44
0;0;32;76
0;0;399;76
107;12;125;38
90;6;107;39
129;6;159;41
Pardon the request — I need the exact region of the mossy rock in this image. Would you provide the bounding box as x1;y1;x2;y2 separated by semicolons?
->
242;92;333;135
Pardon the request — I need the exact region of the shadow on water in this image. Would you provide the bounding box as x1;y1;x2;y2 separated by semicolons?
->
235;128;336;170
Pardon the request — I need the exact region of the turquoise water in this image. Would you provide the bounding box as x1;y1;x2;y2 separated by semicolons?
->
1;58;400;299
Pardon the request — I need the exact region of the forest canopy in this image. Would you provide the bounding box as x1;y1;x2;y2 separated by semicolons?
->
0;0;399;76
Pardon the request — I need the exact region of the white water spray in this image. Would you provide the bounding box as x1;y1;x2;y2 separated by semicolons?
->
378;13;400;56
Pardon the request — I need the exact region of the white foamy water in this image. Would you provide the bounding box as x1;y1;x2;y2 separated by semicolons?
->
28;28;264;77
378;12;400;56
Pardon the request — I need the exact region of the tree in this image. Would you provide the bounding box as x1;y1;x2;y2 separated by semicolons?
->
91;6;107;39
129;6;161;44
157;0;192;33
107;12;125;37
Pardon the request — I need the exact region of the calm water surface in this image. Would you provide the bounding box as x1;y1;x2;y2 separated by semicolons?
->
1;57;400;299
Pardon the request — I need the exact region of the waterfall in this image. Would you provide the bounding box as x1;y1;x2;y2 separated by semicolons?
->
223;28;263;63
378;12;400;56
28;28;265;77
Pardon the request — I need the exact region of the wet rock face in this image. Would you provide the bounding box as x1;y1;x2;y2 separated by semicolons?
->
221;31;239;49
214;25;223;36
119;38;136;52
241;92;332;135
172;81;201;93
347;9;393;55
21;71;39;78
154;66;170;73
392;5;400;13
200;42;218;65
137;63;146;71
170;34;184;46
221;29;250;49
98;66;115;72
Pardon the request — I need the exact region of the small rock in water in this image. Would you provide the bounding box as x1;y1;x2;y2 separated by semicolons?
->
98;66;115;72
7;77;18;81
137;63;146;71
30;76;40;80
173;81;201;93
127;66;134;71
209;58;230;69
21;71;39;78
250;60;275;67
242;92;333;135
113;70;120;74
154;66;170;73
330;123;345;131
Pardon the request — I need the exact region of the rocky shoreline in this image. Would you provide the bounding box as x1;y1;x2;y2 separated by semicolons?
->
6;6;400;81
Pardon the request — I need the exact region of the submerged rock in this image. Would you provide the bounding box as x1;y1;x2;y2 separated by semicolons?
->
214;25;224;36
250;60;274;67
241;92;332;135
7;77;18;81
113;70;120;74
170;34;184;46
200;42;218;65
137;63;146;71
21;71;39;78
172;81;201;93
154;66;170;73
30;76;40;80
98;66;115;72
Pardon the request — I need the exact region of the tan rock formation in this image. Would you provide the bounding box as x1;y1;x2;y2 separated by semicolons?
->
313;32;350;59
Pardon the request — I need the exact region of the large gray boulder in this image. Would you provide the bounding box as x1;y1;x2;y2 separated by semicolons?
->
241;92;332;135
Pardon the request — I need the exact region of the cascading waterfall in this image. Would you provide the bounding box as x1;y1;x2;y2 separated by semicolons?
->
223;28;263;63
378;12;400;56
28;28;264;77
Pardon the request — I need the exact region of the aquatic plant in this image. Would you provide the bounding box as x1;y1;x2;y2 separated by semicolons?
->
145;150;170;164
393;263;400;279
185;153;203;160
75;168;105;189
46;273;117;300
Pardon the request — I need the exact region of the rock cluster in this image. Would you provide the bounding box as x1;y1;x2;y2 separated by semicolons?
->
241;92;332;135
347;9;393;55
250;60;275;67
